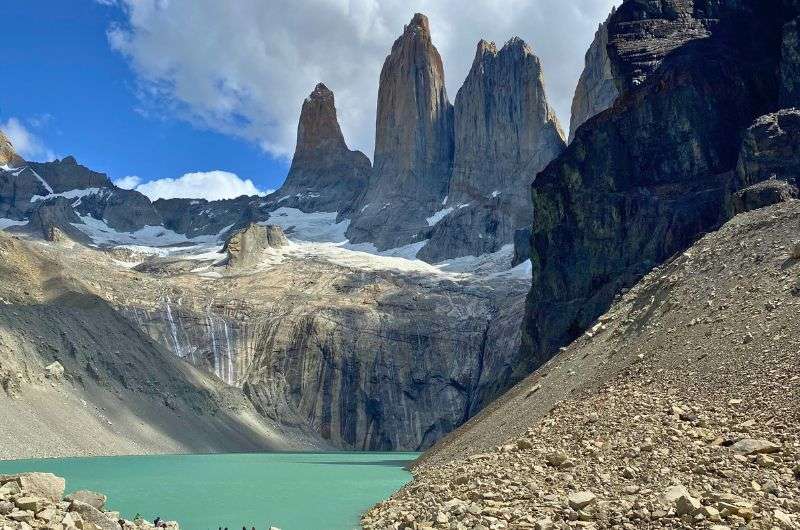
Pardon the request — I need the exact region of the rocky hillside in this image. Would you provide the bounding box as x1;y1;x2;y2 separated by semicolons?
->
0;231;322;459
363;197;800;530
0;472;179;530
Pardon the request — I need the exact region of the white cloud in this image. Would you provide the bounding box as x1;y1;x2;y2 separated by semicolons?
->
114;175;142;189
119;170;268;201
108;0;618;159
2;117;56;162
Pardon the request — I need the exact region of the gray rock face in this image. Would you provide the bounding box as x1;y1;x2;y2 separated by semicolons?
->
347;13;454;250
418;38;565;263
223;223;287;268
268;84;371;215
782;16;800;106
28;156;111;193
153;196;266;239
27;198;86;242
522;0;788;366
568;10;619;142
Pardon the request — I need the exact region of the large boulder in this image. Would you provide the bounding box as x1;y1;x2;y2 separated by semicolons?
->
2;473;66;502
65;490;107;510
69;500;121;530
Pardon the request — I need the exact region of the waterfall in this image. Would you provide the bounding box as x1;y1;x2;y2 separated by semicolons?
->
206;306;220;378
223;321;234;385
164;299;183;357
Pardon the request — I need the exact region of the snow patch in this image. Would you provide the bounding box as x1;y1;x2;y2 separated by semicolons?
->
31;187;108;203
30;168;54;194
264;207;349;243
0;218;29;230
491;190;500;198
426;207;454;226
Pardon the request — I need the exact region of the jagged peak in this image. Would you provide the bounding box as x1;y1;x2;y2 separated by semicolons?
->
407;13;430;34
502;36;531;55
310;82;334;101
475;39;498;58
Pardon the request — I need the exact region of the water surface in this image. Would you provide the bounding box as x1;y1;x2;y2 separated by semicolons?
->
0;452;417;530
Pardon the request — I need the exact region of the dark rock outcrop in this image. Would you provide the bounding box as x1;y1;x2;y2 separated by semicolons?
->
569;10;619;142
733;108;800;212
733;179;798;213
418;38;565;263
347;13;454;250
737;109;800;187
153;196;267;239
27;198;86;243
223;223;287;268
268;84;371;215
28;156;112;193
782;16;800;106
522;0;789;366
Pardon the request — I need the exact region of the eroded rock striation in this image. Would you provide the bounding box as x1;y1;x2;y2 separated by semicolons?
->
268;83;371;215
522;0;791;366
568;9;619;142
418;38;565;263
347;13;454;250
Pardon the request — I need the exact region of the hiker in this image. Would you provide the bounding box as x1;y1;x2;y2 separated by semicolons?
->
154;517;161;527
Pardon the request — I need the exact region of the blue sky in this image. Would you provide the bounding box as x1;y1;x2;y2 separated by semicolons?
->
1;1;289;194
2;0;617;201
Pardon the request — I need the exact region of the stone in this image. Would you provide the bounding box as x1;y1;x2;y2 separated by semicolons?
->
791;241;800;260
0;500;14;515
267;83;371;215
347;13;454;251
223;223;288;269
44;361;64;379
16;474;65;503
675;493;702;516
65;490;107;510
730;438;781;455
69;501;121;530
568;491;597;510
13;497;43;512
534;518;554;530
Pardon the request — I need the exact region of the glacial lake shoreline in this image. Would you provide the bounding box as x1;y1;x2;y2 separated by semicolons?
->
0;452;418;530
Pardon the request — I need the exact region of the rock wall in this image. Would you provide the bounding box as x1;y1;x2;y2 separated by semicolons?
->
568;10;619;142
418;39;565;263
522;0;789;367
347;13;454;250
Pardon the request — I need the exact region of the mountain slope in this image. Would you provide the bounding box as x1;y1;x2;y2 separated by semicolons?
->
0;231;324;459
364;199;800;529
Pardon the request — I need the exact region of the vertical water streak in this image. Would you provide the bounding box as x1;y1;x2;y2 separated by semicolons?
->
164;298;183;357
223;321;234;385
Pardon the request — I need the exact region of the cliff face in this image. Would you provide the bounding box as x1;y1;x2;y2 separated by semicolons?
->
568;10;619;142
522;0;789;367
346;13;454;250
268;84;372;215
417;39;565;263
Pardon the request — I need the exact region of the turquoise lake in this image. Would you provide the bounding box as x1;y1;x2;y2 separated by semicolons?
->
0;452;417;530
